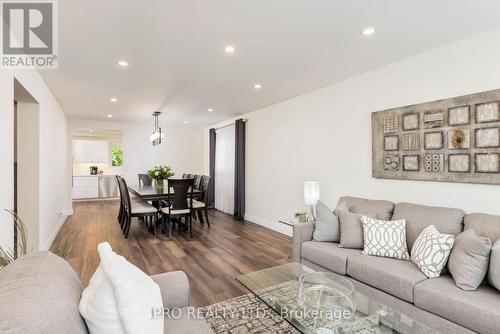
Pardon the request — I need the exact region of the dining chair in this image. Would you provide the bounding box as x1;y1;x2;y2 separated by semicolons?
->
138;173;153;186
116;176;157;238
160;178;194;239
187;174;194;179
193;175;202;190
192;175;211;228
182;173;188;179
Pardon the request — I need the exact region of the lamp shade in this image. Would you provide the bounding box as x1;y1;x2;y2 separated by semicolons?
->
304;181;320;206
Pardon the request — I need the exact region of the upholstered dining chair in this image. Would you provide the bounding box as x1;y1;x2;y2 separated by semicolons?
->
192;175;211;228
182;173;188;179
187;174;194;179
116;176;157;238
138;173;153;186
160;178;194;239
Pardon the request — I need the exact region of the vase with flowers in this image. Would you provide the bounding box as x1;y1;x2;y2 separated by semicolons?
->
147;165;174;188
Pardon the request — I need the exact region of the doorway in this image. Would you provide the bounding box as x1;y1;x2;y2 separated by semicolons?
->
14;80;40;252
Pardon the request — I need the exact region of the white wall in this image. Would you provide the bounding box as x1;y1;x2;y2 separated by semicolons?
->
208;27;500;236
0;70;72;250
70;119;205;182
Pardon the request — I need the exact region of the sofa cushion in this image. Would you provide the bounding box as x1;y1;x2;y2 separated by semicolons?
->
313;201;340;242
392;202;464;250
488;240;500;290
335;196;395;220
411;225;455;279
464;213;500;242
301;241;361;275
414;276;500;334
449;228;492;290
0;251;88;334
164;308;214;334
339;211;376;249
347;255;427;303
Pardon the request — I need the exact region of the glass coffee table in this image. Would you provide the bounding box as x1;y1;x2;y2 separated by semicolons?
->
236;262;435;334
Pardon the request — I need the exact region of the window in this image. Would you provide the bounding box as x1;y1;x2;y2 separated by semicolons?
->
111;145;123;166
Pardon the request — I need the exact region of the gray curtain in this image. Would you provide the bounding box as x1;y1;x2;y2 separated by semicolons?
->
208;128;216;208
234;119;245;220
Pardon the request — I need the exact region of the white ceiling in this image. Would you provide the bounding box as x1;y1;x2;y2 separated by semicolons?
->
40;0;500;126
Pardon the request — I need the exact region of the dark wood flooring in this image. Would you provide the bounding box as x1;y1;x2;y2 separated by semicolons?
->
50;200;292;306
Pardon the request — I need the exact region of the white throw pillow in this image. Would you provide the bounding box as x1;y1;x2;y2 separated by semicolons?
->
79;242;164;334
411;225;455;279
361;216;410;260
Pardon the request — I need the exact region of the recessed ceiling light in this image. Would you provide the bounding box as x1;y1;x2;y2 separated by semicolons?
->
118;60;128;67
89;130;94;133
110;97;118;102
224;45;235;53
107;114;113;118
183;120;189;124
254;83;262;90
362;27;375;36
208;108;214;112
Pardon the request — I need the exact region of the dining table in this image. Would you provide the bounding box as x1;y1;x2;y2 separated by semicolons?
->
128;184;203;202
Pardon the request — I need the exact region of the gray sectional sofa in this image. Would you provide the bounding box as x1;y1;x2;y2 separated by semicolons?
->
293;196;500;334
0;251;214;334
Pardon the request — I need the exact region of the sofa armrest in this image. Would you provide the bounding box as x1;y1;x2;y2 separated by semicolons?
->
151;271;191;309
292;222;315;262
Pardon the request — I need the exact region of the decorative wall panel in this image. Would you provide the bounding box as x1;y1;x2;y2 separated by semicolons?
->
372;89;500;185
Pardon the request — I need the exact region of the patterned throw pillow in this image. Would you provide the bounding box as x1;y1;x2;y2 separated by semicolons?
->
411;225;455;278
361;216;410;260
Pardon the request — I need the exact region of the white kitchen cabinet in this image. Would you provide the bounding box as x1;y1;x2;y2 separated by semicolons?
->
73;139;109;163
73;176;98;199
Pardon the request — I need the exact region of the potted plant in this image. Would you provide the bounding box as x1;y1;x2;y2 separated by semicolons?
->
147;165;174;188
294;211;308;223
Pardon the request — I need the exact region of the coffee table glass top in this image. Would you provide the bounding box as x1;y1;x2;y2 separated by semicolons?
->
236;262;435;334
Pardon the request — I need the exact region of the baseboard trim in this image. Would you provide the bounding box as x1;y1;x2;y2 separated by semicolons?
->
244;213;292;237
42;208;73;250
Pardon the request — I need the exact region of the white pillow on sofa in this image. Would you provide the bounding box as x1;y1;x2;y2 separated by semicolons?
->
361;216;410;260
79;242;164;334
411;225;455;279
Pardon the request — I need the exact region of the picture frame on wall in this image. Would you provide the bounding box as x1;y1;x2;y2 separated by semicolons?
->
372;88;500;185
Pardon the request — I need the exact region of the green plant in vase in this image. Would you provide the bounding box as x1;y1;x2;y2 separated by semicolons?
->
147;165;174;188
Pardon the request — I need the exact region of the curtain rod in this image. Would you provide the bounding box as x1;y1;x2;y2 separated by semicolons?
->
212;118;247;130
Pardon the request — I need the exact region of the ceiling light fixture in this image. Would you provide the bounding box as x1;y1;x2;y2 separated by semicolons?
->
254;83;262;90
224;45;235;53
150;111;164;146
107;114;113;118
362;27;375;36
183;120;189;124
89;130;94;133
110;97;118;102
208;108;214;112
118;60;128;67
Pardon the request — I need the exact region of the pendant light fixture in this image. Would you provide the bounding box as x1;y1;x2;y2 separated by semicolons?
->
150;111;164;146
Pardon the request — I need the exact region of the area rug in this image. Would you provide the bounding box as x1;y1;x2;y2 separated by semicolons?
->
201;293;300;334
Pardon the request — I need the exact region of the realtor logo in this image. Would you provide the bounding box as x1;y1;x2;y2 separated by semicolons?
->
1;0;58;68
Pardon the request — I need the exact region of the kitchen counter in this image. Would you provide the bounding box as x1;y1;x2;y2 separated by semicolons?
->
73;175;121;199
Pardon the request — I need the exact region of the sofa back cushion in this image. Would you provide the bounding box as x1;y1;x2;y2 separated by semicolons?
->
392;202;465;250
336;196;395;221
464;213;500;243
0;251;88;334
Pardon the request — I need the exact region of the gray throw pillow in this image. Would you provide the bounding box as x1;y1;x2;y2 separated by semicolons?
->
488;239;500;291
339;211;375;249
449;228;492;290
313;201;340;242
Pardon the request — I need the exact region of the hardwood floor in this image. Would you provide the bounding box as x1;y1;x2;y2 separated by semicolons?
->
50;200;292;307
